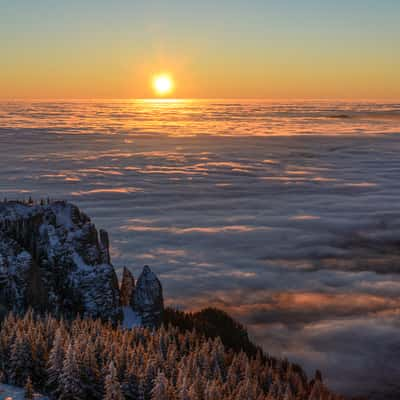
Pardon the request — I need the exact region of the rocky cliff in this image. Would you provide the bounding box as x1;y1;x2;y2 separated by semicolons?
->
0;200;121;321
0;199;164;326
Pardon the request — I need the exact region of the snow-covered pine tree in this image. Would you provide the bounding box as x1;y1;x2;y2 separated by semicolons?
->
47;328;65;394
188;383;200;400
204;380;220;400
104;361;125;400
59;342;85;400
121;363;140;400
151;371;169;400
81;339;102;399
143;358;157;400
177;378;191;400
31;331;48;388
10;333;33;386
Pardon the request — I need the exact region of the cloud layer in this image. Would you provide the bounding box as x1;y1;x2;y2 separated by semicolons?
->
1;100;400;398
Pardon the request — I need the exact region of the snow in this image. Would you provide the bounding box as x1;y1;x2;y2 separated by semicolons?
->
0;384;47;400
43;224;60;250
122;306;142;329
54;203;74;229
71;252;93;272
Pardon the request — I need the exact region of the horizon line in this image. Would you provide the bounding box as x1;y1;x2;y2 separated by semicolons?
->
1;97;399;102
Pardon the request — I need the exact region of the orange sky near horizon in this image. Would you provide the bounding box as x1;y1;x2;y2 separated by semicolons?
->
1;1;399;100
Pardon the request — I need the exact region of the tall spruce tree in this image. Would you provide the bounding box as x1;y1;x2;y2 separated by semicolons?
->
151;371;169;400
47;328;65;394
103;361;125;400
10;334;33;386
59;343;85;400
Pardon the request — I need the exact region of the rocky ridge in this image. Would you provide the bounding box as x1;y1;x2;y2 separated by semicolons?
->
0;200;163;327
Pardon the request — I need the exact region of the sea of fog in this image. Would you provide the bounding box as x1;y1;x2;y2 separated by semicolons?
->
1;100;400;398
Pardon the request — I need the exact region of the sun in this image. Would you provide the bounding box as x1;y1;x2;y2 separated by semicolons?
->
152;74;173;96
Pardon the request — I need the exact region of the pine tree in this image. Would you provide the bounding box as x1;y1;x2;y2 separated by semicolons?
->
59;343;85;400
10;333;33;386
143;359;157;400
188;383;199;400
47;328;65;394
80;340;102;399
104;361;125;400
178;383;191;400
283;384;294;400
122;363;140;400
32;333;48;388
24;376;34;400
204;380;219;400
151;371;169;400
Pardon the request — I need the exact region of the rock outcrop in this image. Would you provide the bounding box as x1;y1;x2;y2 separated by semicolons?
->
133;265;164;327
120;265;164;327
119;267;135;307
0;200;121;322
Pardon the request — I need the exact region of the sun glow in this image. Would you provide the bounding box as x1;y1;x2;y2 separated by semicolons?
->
153;74;173;96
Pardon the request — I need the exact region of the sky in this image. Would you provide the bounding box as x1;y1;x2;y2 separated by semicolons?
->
1;0;400;99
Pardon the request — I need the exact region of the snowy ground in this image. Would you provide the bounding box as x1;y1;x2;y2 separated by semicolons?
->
122;306;142;329
0;384;47;400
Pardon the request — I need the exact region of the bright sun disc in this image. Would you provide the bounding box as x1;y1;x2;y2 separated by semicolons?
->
153;74;173;96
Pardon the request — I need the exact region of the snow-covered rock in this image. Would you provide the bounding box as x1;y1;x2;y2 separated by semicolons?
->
133;265;164;327
120;265;164;328
0;200;121;322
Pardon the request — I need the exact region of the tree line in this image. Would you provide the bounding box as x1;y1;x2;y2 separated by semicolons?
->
0;311;343;400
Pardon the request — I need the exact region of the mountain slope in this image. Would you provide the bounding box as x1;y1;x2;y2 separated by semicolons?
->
0;311;344;400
